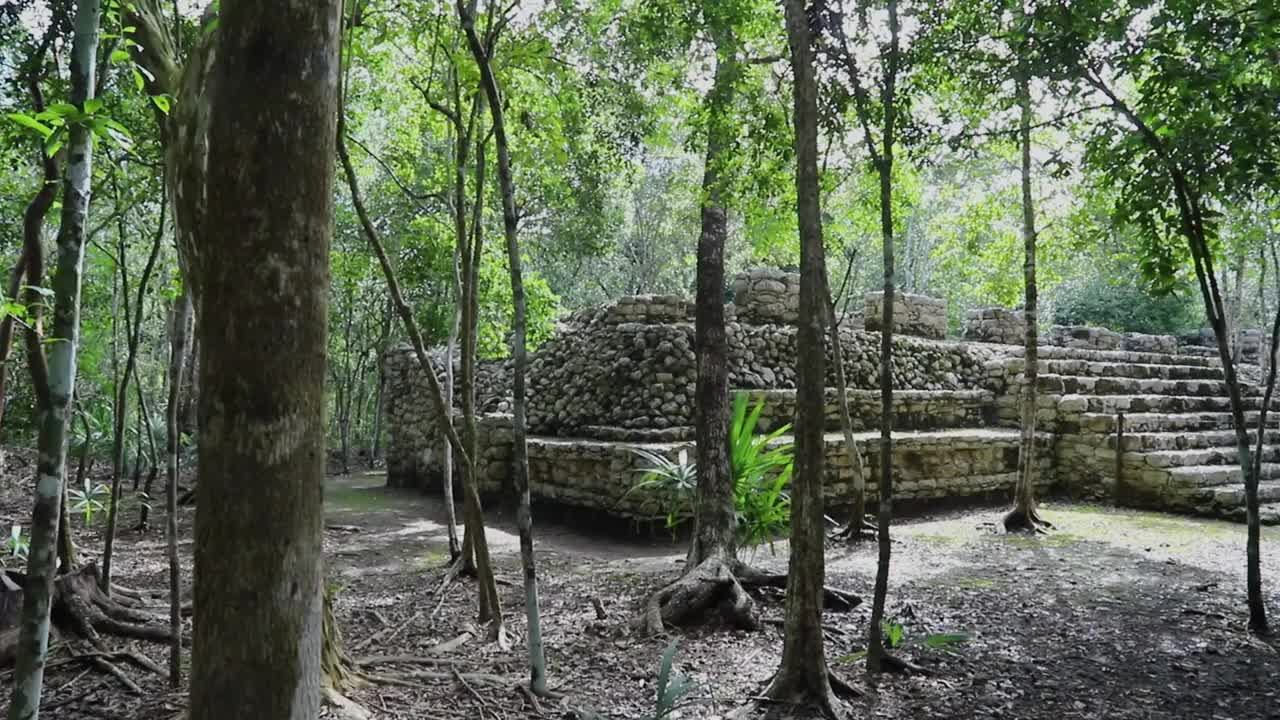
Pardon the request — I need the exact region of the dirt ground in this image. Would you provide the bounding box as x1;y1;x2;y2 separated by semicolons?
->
3;456;1280;719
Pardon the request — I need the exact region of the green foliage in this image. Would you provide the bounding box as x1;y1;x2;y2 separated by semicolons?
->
68;477;111;526
729;392;793;549
1053;274;1201;335
627;446;697;530
1;524;29;567
628;393;793;548
652;639;699;719
578;639;700;720
837;617;971;664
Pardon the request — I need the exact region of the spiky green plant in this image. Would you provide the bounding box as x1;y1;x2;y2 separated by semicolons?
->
627;393;795;548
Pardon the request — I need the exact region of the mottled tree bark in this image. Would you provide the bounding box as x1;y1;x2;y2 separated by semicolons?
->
8;0;101;716
460;0;544;683
189;2;341;719
768;1;841;716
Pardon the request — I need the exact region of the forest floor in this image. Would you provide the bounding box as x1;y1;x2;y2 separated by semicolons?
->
2;454;1280;719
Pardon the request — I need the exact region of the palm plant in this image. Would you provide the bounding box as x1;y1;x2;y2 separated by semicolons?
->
628;392;795;547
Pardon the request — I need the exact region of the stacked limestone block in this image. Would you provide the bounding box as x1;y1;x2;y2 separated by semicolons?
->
520;316;992;436
865;290;948;340
963;308;1026;345
381;345;511;489
733;268;800;325
1121;332;1178;355
1049;325;1124;351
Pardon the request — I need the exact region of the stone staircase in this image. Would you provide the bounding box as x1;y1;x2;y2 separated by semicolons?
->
1014;345;1280;523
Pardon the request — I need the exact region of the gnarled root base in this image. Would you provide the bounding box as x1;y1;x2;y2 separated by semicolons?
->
634;558;861;636
635;557;759;636
1002;506;1053;534
743;668;858;720
1;563;172;672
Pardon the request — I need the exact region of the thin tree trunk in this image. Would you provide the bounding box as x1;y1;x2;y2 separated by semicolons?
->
102;184;165;592
866;0;900;676
337;128;502;628
828;286;869;539
442;249;462;561
0;255;28;436
8;0;101;714
457;92;487;577
1005;42;1043;532
459;0;544;684
189;0;340;717
135;370;160;528
165;289;192;687
768;1;841;716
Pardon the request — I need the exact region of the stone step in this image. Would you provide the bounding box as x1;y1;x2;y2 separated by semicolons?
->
1206;479;1280;507
1036;374;1259;397
1167;463;1280;489
1014;345;1221;368
1116;428;1280;452
1075;411;1280;434
1138;445;1280;470
1081;394;1275;415
1040;359;1224;381
1219;502;1280;525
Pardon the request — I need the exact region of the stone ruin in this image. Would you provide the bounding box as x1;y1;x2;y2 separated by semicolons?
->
383;269;1280;529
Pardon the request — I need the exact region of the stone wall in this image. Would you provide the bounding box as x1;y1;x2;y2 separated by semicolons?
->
1121;332;1178;355
382;346;511;488
521;315;992;436
963;308;1026;345
1048;324;1124;351
865;291;948;340
469;418;1053;520
733;269;800;325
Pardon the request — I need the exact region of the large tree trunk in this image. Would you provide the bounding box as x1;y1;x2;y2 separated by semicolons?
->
768;2;841;716
1004;48;1044;533
459;0;545;685
189;2;341;719
164;290;192;687
635;34;758;639
8;0;101;715
866;0;901;677
102;197;164;590
687;46;737;570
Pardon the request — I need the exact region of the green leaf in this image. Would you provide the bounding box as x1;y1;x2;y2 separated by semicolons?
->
133;67;146;91
5;113;53;139
151;94;171;114
110;48;131;63
84;98;104;114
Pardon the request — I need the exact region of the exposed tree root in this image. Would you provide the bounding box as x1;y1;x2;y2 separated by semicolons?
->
1002;506;1053;534
635;558;861;636
729;669;857;720
830;518;878;542
734;567;861;612
0;562;173;668
872;651;931;676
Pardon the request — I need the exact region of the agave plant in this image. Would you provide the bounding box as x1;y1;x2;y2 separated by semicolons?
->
1;524;29;567
68;477;111;525
626;447;697;530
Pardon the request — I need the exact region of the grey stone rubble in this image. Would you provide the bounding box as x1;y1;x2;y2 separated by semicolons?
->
383;270;1280;529
963;308;1026;345
864;290;948;340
